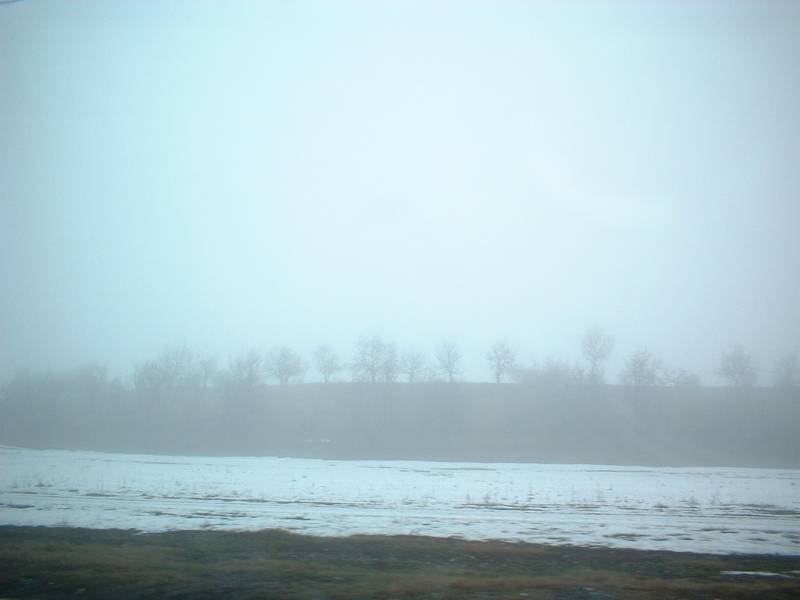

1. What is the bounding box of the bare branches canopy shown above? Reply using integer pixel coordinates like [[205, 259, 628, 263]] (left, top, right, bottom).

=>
[[773, 353, 799, 388], [227, 349, 263, 390], [399, 350, 426, 383], [265, 346, 307, 385], [719, 345, 757, 388], [619, 349, 662, 387], [582, 326, 615, 383], [487, 341, 517, 384], [314, 345, 341, 383], [435, 341, 461, 383], [351, 335, 398, 383]]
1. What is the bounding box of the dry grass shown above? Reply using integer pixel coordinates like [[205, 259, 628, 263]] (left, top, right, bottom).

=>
[[0, 526, 798, 599]]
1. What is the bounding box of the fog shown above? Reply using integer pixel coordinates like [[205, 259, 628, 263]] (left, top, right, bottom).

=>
[[5, 8, 800, 593], [2, 0, 799, 386]]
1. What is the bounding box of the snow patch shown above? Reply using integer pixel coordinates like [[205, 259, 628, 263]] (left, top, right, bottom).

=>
[[1, 447, 798, 555]]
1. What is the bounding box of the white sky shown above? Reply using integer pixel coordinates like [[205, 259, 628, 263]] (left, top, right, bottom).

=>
[[1, 0, 799, 383]]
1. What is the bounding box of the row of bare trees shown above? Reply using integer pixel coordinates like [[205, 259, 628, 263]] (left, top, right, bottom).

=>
[[617, 345, 799, 389], [137, 336, 525, 389], [217, 328, 616, 387], [305, 337, 514, 385], [218, 336, 519, 387], [0, 336, 795, 447], [127, 328, 797, 390]]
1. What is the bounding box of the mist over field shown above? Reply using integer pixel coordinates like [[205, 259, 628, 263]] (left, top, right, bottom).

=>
[[1, 1, 799, 464], [4, 6, 800, 597], [2, 0, 799, 388], [2, 0, 800, 471]]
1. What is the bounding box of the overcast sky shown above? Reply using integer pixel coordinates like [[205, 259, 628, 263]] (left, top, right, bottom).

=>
[[2, 0, 798, 384]]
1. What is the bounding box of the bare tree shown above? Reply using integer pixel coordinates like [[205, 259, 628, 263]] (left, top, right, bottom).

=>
[[314, 345, 341, 383], [421, 366, 442, 382], [773, 353, 799, 388], [380, 342, 399, 383], [663, 367, 701, 387], [265, 346, 306, 385], [619, 349, 662, 387], [158, 345, 200, 388], [719, 345, 757, 387], [228, 349, 263, 390], [157, 345, 194, 385], [399, 350, 426, 382], [133, 360, 168, 399], [582, 325, 615, 383], [133, 345, 201, 398], [514, 356, 580, 388], [435, 340, 461, 383], [198, 355, 217, 390], [351, 335, 396, 383], [487, 341, 517, 384], [570, 362, 589, 385]]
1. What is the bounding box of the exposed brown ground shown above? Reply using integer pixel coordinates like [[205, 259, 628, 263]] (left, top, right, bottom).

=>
[[0, 526, 798, 599]]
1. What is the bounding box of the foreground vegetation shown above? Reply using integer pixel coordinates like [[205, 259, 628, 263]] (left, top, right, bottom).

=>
[[1, 526, 798, 599]]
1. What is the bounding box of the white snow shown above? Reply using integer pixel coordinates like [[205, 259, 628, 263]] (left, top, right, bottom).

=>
[[721, 571, 796, 578], [1, 446, 798, 555]]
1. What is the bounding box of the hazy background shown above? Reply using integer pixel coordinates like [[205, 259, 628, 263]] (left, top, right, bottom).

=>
[[2, 0, 798, 384]]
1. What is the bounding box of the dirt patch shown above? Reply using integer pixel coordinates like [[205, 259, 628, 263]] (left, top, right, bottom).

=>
[[0, 526, 798, 599]]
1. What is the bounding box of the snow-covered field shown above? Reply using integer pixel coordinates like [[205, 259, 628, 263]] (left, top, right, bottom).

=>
[[1, 446, 798, 555]]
